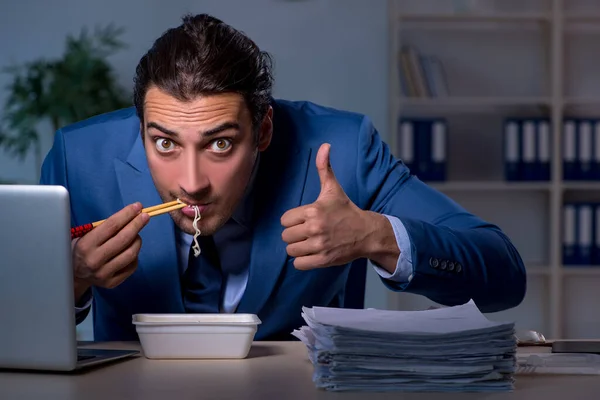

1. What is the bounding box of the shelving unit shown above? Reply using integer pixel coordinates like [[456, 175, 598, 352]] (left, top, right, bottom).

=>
[[387, 0, 600, 340]]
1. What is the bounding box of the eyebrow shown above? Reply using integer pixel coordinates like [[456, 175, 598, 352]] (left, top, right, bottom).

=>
[[146, 121, 241, 138]]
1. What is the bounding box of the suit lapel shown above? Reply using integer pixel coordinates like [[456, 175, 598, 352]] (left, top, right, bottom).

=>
[[114, 133, 184, 313], [237, 113, 312, 315]]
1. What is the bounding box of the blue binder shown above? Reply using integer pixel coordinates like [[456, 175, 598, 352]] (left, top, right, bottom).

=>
[[504, 119, 520, 181], [521, 119, 536, 181], [398, 119, 416, 173], [578, 120, 593, 181], [563, 119, 577, 180], [593, 204, 600, 265], [563, 203, 577, 265], [429, 119, 447, 181], [537, 119, 551, 181], [593, 120, 600, 180], [416, 119, 433, 181], [576, 203, 593, 265]]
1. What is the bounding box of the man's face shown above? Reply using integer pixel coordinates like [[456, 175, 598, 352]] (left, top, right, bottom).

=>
[[143, 86, 272, 236]]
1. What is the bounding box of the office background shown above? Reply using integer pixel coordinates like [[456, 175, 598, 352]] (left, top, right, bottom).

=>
[[1, 0, 598, 341]]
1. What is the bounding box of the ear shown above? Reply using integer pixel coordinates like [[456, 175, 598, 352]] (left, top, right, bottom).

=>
[[257, 106, 273, 152]]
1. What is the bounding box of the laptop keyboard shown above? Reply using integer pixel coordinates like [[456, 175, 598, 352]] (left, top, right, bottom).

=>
[[77, 350, 97, 362]]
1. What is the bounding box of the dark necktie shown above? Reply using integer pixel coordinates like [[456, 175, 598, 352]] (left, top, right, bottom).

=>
[[182, 235, 223, 313]]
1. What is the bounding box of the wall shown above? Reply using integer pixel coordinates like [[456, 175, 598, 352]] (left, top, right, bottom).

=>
[[0, 0, 390, 181], [0, 0, 391, 338]]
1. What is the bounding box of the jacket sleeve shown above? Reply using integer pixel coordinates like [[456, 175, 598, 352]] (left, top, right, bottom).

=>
[[40, 130, 92, 324], [40, 129, 68, 187], [356, 116, 527, 313]]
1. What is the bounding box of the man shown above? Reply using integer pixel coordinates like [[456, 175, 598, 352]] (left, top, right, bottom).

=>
[[40, 14, 526, 341]]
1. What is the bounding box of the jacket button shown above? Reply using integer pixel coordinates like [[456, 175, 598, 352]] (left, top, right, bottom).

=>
[[448, 262, 455, 271], [440, 260, 447, 270], [455, 263, 462, 273], [430, 257, 439, 268]]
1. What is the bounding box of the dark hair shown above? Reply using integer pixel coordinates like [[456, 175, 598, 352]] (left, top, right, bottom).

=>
[[133, 13, 274, 131]]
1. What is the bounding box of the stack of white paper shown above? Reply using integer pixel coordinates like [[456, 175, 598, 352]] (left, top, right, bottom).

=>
[[292, 300, 516, 392]]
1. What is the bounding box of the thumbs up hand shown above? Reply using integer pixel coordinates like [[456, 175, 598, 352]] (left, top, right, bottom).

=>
[[281, 143, 377, 270]]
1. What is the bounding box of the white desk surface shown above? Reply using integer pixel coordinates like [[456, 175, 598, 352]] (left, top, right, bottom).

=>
[[1, 341, 600, 399]]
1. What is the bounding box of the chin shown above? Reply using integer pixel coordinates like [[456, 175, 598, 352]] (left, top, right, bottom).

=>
[[171, 212, 224, 236]]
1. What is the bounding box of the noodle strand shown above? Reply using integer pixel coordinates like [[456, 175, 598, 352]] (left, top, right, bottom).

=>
[[177, 198, 202, 257], [191, 205, 201, 257]]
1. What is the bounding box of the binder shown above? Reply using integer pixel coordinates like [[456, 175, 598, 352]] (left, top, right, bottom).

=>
[[579, 120, 593, 180], [593, 204, 600, 265], [521, 120, 536, 181], [577, 203, 593, 265], [504, 119, 520, 181], [398, 119, 415, 173], [537, 119, 551, 181], [416, 119, 433, 181], [563, 203, 577, 265], [594, 120, 600, 180], [429, 120, 447, 181], [398, 117, 447, 182], [563, 119, 577, 180]]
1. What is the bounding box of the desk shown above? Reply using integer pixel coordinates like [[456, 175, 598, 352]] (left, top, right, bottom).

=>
[[1, 341, 600, 399]]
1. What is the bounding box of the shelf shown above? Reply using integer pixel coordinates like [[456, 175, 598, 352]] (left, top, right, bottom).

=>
[[429, 181, 551, 192], [398, 13, 551, 23], [391, 0, 600, 340], [564, 97, 600, 106], [565, 15, 600, 23], [561, 267, 600, 276], [528, 266, 551, 276], [562, 183, 600, 191], [398, 97, 551, 108]]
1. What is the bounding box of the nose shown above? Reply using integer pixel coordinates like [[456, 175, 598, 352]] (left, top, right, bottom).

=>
[[179, 151, 210, 196]]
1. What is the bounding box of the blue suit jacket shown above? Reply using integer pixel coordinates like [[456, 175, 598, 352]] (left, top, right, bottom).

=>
[[40, 99, 526, 341]]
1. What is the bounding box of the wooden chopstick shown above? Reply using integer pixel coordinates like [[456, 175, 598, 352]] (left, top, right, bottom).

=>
[[71, 200, 188, 239], [90, 200, 185, 227], [147, 202, 187, 217], [140, 200, 182, 214]]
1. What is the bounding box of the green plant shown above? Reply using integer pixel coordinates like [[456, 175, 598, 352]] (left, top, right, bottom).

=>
[[0, 24, 132, 181]]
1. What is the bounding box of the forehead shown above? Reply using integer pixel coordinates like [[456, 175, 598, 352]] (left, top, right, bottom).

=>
[[144, 86, 250, 127]]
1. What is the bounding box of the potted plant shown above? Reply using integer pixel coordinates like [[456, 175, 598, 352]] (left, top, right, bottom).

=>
[[0, 24, 131, 182]]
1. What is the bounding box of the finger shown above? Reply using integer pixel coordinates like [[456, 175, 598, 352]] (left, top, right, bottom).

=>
[[281, 224, 309, 244], [280, 204, 311, 227], [92, 202, 143, 245], [286, 238, 320, 258], [99, 235, 142, 283], [105, 259, 138, 289], [98, 212, 149, 266], [293, 254, 328, 270], [315, 143, 340, 196]]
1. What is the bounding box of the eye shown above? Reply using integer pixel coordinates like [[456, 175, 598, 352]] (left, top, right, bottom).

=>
[[209, 138, 232, 153], [155, 138, 175, 153]]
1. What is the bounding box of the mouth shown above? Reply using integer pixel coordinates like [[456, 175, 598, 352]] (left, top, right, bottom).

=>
[[177, 199, 211, 218]]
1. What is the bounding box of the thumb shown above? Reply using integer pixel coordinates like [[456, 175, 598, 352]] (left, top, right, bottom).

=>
[[316, 143, 341, 197]]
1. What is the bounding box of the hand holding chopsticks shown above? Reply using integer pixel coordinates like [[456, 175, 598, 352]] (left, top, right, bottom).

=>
[[71, 200, 186, 239], [71, 201, 179, 302]]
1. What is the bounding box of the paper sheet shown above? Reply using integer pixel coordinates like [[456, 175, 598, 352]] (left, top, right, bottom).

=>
[[292, 299, 517, 392]]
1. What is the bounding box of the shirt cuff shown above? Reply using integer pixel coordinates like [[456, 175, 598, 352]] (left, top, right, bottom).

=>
[[71, 237, 93, 312], [371, 215, 413, 283], [75, 288, 93, 312]]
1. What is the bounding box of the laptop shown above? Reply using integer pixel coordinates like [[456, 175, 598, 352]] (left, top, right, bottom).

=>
[[0, 184, 138, 371]]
